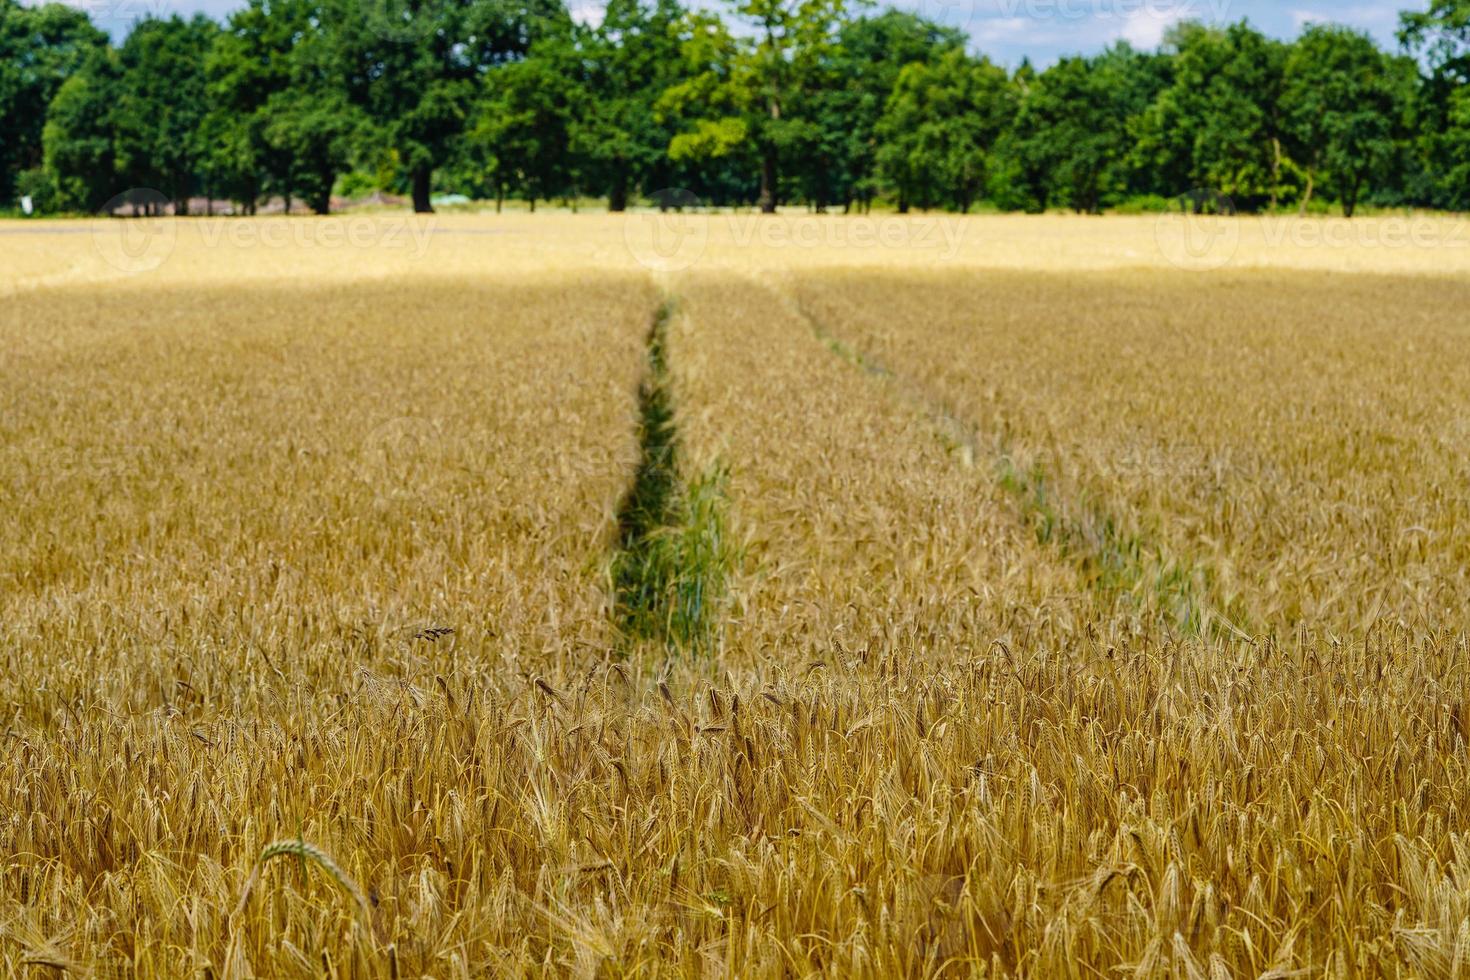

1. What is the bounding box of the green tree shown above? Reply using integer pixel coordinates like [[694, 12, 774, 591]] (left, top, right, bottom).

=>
[[205, 0, 318, 212], [113, 16, 218, 214], [1283, 24, 1412, 216], [659, 10, 751, 197], [875, 48, 1011, 212], [333, 0, 570, 212], [261, 89, 363, 214], [575, 0, 686, 210], [1401, 0, 1470, 209], [194, 97, 262, 213], [998, 49, 1155, 214], [41, 48, 120, 211], [205, 0, 361, 213], [797, 10, 963, 211], [663, 0, 847, 212], [1136, 22, 1288, 210], [0, 0, 107, 205], [1401, 0, 1470, 69], [472, 30, 580, 210]]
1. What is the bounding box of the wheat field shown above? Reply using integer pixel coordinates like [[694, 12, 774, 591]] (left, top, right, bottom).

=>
[[2, 211, 1469, 976]]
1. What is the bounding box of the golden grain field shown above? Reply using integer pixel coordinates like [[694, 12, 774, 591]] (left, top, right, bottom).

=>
[[2, 212, 1469, 977]]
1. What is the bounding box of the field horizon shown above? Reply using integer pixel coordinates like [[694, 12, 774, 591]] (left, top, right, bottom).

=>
[[9, 210, 1470, 293]]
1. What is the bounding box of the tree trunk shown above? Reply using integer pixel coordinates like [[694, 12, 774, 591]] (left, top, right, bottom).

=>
[[411, 166, 433, 213], [312, 183, 331, 215], [1344, 176, 1362, 218], [1269, 137, 1282, 211], [757, 145, 777, 214], [897, 194, 909, 215], [609, 172, 627, 212], [496, 184, 504, 213], [1299, 166, 1316, 215]]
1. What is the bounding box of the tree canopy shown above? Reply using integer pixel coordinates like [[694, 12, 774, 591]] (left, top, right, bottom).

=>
[[1, 1, 1462, 216]]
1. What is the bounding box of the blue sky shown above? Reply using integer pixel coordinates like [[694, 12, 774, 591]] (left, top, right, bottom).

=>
[[948, 0, 1410, 67], [72, 0, 1415, 62]]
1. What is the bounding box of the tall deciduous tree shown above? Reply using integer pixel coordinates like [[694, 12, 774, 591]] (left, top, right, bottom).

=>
[[472, 28, 579, 211], [41, 47, 119, 211], [207, 0, 324, 213], [663, 0, 846, 212], [1001, 44, 1164, 214], [113, 16, 217, 213], [575, 0, 686, 210], [0, 0, 107, 205], [1284, 24, 1413, 216], [261, 89, 363, 214], [1136, 21, 1287, 210], [334, 0, 569, 212], [658, 10, 752, 198], [1401, 0, 1470, 210], [206, 0, 363, 213], [875, 48, 1011, 213], [793, 10, 963, 212]]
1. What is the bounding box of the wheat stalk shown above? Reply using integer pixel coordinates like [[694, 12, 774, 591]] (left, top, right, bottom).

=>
[[232, 839, 370, 922]]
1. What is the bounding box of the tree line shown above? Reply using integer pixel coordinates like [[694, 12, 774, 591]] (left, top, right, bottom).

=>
[[3, 0, 1470, 216]]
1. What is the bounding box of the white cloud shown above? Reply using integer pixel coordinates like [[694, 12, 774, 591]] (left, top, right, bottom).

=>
[[1116, 7, 1185, 49], [1291, 9, 1318, 30]]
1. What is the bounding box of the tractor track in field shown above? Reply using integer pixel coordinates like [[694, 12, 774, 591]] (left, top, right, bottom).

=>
[[759, 277, 1250, 641], [609, 296, 732, 656]]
